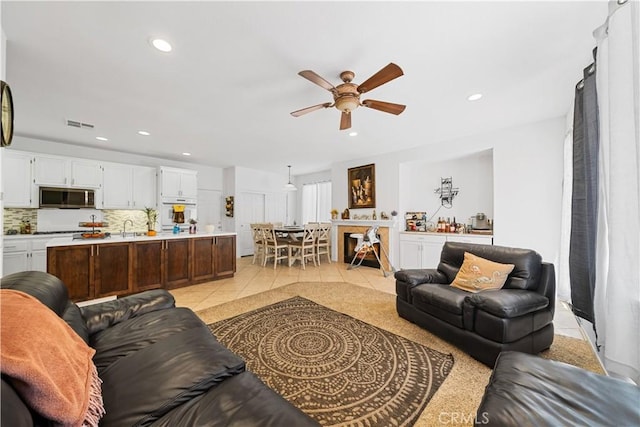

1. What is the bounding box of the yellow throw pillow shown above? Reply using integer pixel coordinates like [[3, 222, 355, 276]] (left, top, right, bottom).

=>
[[450, 252, 515, 293]]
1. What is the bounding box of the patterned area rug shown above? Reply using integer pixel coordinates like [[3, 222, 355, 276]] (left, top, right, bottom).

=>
[[209, 296, 454, 426]]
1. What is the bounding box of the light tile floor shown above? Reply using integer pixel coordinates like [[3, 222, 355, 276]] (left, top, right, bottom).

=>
[[170, 256, 585, 339]]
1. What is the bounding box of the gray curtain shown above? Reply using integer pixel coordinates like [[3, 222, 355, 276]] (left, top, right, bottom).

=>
[[569, 56, 599, 324]]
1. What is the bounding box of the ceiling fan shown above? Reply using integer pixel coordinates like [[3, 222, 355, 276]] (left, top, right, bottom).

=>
[[290, 63, 406, 130]]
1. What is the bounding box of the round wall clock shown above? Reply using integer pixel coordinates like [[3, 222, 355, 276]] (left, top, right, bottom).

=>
[[1, 80, 15, 147]]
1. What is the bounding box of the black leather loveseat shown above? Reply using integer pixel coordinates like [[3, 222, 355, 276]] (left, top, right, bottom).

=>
[[395, 242, 555, 366], [1, 271, 318, 427]]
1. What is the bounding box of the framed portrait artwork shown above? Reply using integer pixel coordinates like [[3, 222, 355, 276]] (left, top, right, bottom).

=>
[[348, 163, 376, 209]]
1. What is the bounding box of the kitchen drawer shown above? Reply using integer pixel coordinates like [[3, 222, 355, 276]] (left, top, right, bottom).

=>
[[446, 235, 493, 245], [3, 241, 29, 253], [31, 239, 51, 251]]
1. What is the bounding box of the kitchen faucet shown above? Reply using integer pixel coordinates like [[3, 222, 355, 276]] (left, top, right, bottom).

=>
[[122, 219, 134, 238]]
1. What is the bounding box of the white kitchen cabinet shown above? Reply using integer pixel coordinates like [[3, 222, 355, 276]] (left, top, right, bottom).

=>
[[132, 166, 157, 208], [2, 238, 49, 274], [102, 163, 156, 209], [446, 234, 493, 245], [159, 166, 197, 199], [399, 232, 493, 270], [33, 154, 101, 188], [399, 233, 446, 269], [2, 150, 36, 207]]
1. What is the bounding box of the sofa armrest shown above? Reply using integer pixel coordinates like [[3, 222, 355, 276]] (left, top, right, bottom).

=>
[[80, 289, 176, 334], [394, 269, 448, 285], [465, 289, 549, 319]]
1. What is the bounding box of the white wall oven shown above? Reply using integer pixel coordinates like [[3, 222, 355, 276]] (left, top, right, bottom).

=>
[[160, 197, 197, 231]]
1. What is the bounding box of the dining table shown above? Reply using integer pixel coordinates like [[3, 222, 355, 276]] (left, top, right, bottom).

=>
[[273, 225, 305, 241]]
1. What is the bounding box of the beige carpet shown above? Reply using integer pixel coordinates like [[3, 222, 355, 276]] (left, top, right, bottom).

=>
[[197, 282, 604, 427]]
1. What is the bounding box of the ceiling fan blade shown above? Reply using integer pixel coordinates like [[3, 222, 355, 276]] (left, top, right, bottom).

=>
[[290, 102, 332, 117], [340, 112, 351, 130], [362, 99, 406, 115], [357, 63, 404, 94], [298, 70, 337, 93]]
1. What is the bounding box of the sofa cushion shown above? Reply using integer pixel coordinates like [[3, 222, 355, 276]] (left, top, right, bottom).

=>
[[91, 307, 207, 371], [149, 371, 319, 427], [466, 290, 549, 318], [63, 301, 89, 344], [476, 352, 640, 426], [412, 284, 468, 314], [439, 242, 542, 290], [98, 325, 245, 426], [1, 271, 68, 316], [450, 252, 514, 292], [394, 269, 448, 285]]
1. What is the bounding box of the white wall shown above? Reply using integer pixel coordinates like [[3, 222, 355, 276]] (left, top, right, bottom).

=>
[[332, 117, 565, 263], [400, 149, 493, 226]]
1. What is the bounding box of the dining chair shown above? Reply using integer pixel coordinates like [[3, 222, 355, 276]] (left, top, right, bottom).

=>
[[287, 224, 318, 269], [262, 224, 290, 269], [315, 222, 332, 264], [250, 223, 267, 265]]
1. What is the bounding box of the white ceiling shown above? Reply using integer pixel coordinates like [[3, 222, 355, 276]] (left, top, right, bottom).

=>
[[2, 1, 607, 175]]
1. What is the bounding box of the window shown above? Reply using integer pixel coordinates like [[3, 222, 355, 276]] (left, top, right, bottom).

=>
[[301, 182, 331, 224]]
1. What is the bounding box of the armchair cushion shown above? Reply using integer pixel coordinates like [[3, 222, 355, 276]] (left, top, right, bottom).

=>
[[80, 289, 175, 334], [466, 290, 549, 318]]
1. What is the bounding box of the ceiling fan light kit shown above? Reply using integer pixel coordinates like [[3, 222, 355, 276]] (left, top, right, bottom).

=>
[[291, 62, 406, 130]]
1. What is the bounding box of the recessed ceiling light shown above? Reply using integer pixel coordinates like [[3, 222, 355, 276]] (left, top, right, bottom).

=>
[[95, 136, 108, 141], [182, 152, 191, 156], [150, 38, 172, 53], [349, 131, 358, 137], [467, 93, 483, 101], [137, 130, 150, 136]]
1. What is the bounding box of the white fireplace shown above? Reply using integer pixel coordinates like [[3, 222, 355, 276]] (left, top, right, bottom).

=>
[[331, 219, 399, 271]]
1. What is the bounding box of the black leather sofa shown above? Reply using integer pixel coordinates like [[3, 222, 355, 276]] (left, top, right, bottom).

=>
[[395, 242, 555, 366], [1, 271, 318, 427], [476, 351, 640, 426]]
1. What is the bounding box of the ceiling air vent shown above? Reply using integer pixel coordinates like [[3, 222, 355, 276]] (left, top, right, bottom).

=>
[[66, 119, 95, 129]]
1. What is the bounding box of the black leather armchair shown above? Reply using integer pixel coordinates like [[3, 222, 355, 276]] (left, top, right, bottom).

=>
[[395, 242, 555, 366]]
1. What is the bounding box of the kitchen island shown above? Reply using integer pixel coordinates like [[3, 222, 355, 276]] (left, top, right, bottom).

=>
[[46, 232, 236, 302]]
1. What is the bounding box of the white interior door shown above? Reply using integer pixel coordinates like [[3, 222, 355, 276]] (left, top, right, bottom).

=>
[[239, 192, 265, 256]]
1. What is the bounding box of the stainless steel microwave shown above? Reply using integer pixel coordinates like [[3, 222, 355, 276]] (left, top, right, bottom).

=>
[[39, 187, 96, 208]]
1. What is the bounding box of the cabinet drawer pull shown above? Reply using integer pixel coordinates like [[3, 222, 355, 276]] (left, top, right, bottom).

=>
[[5, 245, 16, 249]]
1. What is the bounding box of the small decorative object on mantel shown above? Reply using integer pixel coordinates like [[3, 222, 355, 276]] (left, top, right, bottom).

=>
[[348, 163, 376, 209], [189, 218, 197, 234], [380, 211, 389, 220], [331, 209, 339, 220], [341, 208, 350, 219], [225, 196, 234, 217], [434, 177, 459, 208]]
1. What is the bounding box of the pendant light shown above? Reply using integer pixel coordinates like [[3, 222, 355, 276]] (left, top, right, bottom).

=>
[[284, 165, 297, 191]]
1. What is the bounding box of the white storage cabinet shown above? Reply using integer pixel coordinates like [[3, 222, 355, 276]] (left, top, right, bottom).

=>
[[2, 238, 49, 275], [101, 163, 156, 209], [33, 154, 102, 188], [159, 167, 197, 199], [399, 232, 493, 270], [2, 150, 36, 208]]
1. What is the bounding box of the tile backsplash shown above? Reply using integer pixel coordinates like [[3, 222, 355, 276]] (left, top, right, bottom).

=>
[[3, 208, 153, 235], [3, 208, 38, 234]]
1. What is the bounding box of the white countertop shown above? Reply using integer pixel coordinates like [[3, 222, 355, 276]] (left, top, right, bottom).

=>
[[399, 231, 493, 238], [44, 231, 236, 248]]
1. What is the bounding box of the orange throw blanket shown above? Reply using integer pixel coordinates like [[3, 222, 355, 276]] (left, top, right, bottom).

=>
[[0, 290, 105, 426]]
